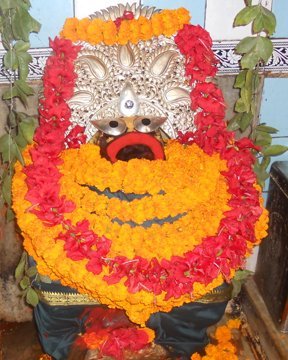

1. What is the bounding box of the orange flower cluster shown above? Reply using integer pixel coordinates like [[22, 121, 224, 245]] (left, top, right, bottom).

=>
[[12, 143, 227, 325], [59, 141, 231, 261], [60, 8, 190, 45], [191, 319, 241, 360]]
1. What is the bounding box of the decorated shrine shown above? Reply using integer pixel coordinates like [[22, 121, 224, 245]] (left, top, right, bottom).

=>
[[11, 3, 269, 360]]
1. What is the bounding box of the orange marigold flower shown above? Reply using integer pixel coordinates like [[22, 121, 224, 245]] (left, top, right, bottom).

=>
[[117, 20, 131, 45], [215, 325, 232, 343], [151, 13, 164, 36], [102, 21, 117, 45], [77, 18, 90, 42], [138, 16, 153, 41], [176, 7, 191, 26], [60, 18, 79, 41], [87, 18, 104, 44]]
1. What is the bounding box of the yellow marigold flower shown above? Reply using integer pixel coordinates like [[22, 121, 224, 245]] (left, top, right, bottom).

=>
[[128, 19, 140, 44], [77, 18, 90, 42], [151, 13, 163, 36], [176, 7, 191, 26], [60, 18, 79, 41], [102, 21, 117, 45], [215, 325, 232, 343], [138, 16, 153, 41], [117, 20, 131, 45], [87, 18, 104, 44]]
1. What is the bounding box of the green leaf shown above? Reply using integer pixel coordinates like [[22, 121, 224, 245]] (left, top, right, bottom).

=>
[[256, 124, 278, 134], [241, 51, 260, 69], [19, 116, 37, 143], [232, 270, 253, 297], [0, 133, 12, 162], [252, 5, 276, 35], [39, 274, 52, 284], [235, 36, 257, 54], [26, 288, 39, 306], [255, 131, 272, 146], [262, 145, 288, 156], [17, 51, 32, 80], [1, 137, 25, 165], [234, 5, 260, 27], [14, 40, 30, 53], [20, 275, 30, 290], [3, 49, 18, 70], [239, 112, 253, 132], [234, 70, 247, 89], [252, 71, 260, 93], [6, 207, 15, 221], [3, 80, 34, 106], [254, 159, 270, 188], [0, 0, 17, 10], [15, 252, 28, 280], [235, 98, 247, 113], [255, 36, 273, 63], [2, 174, 12, 205], [261, 156, 271, 168], [15, 79, 34, 96], [2, 85, 21, 102], [12, 6, 41, 41], [227, 114, 241, 131], [15, 129, 28, 148], [234, 269, 253, 281], [26, 266, 38, 277], [8, 111, 17, 128], [240, 84, 253, 113]]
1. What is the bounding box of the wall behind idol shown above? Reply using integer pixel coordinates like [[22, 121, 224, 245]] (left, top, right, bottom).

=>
[[1, 0, 288, 271]]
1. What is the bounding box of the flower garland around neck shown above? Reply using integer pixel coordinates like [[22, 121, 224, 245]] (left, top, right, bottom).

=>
[[60, 7, 190, 45], [12, 14, 269, 326]]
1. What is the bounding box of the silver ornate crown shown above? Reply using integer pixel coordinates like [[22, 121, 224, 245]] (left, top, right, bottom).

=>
[[67, 3, 195, 140]]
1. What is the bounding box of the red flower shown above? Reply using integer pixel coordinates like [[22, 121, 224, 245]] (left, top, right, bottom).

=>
[[65, 125, 87, 148], [49, 37, 81, 61], [191, 82, 226, 118], [175, 24, 218, 82]]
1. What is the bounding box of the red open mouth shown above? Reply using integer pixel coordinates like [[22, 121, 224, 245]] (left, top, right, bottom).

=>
[[106, 132, 165, 163]]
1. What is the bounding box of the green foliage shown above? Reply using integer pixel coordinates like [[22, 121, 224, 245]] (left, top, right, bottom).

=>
[[0, 0, 40, 219], [15, 250, 41, 307], [231, 270, 253, 297], [228, 1, 287, 188]]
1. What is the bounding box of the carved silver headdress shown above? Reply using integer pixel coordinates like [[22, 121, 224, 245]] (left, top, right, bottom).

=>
[[68, 3, 195, 140]]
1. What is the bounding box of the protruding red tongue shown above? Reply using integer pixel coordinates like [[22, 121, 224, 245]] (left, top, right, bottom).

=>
[[106, 132, 165, 163]]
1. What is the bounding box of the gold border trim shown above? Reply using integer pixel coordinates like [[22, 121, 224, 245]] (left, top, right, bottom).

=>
[[37, 285, 232, 307], [197, 285, 233, 304], [38, 290, 100, 306]]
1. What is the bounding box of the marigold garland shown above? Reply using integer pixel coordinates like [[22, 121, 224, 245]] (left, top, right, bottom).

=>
[[60, 8, 190, 45], [12, 8, 269, 326]]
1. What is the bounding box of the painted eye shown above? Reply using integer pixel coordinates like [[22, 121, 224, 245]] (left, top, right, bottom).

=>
[[91, 118, 127, 136], [134, 116, 167, 133]]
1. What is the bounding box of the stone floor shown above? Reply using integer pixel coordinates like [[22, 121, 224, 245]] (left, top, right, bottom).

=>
[[1, 314, 256, 360]]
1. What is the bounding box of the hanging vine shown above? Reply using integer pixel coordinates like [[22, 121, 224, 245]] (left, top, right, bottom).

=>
[[229, 0, 288, 188], [0, 0, 40, 220]]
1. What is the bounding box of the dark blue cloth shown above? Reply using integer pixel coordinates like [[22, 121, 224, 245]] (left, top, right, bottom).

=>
[[34, 302, 88, 360], [147, 300, 227, 359]]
